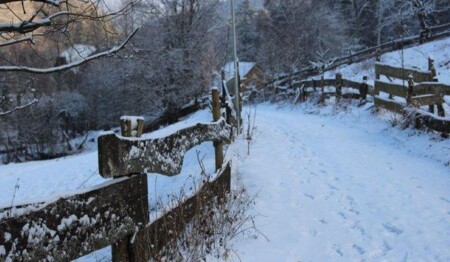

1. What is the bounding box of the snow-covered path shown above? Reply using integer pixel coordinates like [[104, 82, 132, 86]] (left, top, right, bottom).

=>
[[235, 105, 450, 262]]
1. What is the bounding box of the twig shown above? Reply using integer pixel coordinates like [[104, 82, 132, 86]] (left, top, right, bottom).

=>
[[10, 178, 20, 209]]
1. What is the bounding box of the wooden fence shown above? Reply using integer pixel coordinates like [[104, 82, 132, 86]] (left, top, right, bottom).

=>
[[272, 23, 450, 87], [374, 58, 450, 133], [0, 90, 232, 261], [278, 73, 371, 104]]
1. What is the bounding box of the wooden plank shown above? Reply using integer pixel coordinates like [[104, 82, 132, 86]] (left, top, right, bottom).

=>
[[145, 162, 232, 257], [375, 63, 431, 83], [425, 115, 450, 133], [407, 109, 450, 133], [411, 94, 444, 106], [375, 80, 407, 98], [98, 120, 231, 178], [0, 175, 149, 261], [414, 83, 450, 96], [322, 79, 335, 87], [374, 96, 404, 114], [342, 79, 361, 90]]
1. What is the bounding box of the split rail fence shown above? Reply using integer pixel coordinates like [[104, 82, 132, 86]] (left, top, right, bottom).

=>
[[272, 23, 450, 86], [282, 74, 372, 104], [374, 58, 450, 133], [0, 89, 232, 261], [272, 57, 450, 133]]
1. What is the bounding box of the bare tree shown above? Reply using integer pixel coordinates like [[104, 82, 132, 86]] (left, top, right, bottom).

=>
[[0, 0, 138, 116]]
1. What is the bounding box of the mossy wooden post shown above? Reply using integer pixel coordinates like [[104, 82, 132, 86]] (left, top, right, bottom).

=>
[[375, 49, 381, 81], [113, 117, 150, 262], [335, 73, 342, 102], [120, 116, 144, 137], [428, 57, 445, 116], [407, 76, 414, 106], [320, 75, 325, 103], [360, 76, 369, 100], [375, 48, 381, 63], [212, 88, 224, 170], [313, 79, 317, 92]]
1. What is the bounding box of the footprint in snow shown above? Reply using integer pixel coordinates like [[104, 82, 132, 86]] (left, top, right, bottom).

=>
[[352, 222, 366, 236], [304, 193, 315, 200], [440, 197, 450, 204], [327, 183, 339, 191], [382, 223, 403, 235], [319, 219, 328, 224], [382, 240, 393, 255], [352, 244, 366, 255], [331, 245, 344, 257], [338, 212, 347, 220], [349, 208, 360, 215]]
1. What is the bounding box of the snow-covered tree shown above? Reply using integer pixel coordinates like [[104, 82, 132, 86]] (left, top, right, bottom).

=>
[[236, 0, 258, 61], [0, 0, 137, 117]]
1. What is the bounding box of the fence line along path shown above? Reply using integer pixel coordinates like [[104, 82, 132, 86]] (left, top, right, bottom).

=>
[[0, 89, 233, 261]]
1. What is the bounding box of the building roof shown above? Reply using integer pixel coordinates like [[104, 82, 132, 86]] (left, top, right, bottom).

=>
[[223, 62, 256, 81], [60, 44, 96, 64]]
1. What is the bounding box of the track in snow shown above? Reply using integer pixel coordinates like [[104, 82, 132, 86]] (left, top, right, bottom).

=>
[[235, 104, 450, 262]]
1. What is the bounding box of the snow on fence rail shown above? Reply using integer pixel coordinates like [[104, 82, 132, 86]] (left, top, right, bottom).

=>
[[0, 90, 233, 261], [374, 58, 450, 133]]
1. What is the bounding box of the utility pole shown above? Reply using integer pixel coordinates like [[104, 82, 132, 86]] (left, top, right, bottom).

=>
[[231, 0, 241, 135]]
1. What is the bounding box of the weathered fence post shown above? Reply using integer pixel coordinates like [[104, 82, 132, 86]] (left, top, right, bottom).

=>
[[113, 117, 150, 262], [375, 48, 381, 63], [407, 75, 414, 106], [120, 116, 144, 137], [221, 70, 235, 126], [335, 73, 342, 102], [428, 57, 445, 117], [212, 88, 224, 170], [320, 75, 325, 103], [360, 76, 369, 101]]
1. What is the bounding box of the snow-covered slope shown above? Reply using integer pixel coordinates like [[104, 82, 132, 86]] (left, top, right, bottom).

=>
[[2, 38, 450, 261], [0, 110, 217, 210], [324, 36, 450, 86]]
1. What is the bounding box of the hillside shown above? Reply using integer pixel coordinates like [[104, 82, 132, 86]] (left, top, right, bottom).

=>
[[1, 36, 450, 262], [323, 36, 450, 86]]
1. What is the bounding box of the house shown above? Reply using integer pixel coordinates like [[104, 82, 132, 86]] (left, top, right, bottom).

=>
[[223, 62, 265, 93]]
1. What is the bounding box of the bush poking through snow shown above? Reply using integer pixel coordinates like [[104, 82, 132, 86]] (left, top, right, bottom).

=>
[[150, 159, 264, 261]]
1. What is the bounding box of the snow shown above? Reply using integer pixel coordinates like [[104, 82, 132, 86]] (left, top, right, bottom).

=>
[[223, 61, 256, 80], [323, 36, 450, 86], [231, 103, 450, 261], [2, 38, 450, 261], [0, 109, 217, 210], [120, 116, 144, 128], [60, 45, 96, 64], [1, 101, 449, 261]]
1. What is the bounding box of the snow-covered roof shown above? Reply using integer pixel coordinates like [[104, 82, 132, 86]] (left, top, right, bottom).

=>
[[60, 44, 96, 64], [223, 62, 256, 80]]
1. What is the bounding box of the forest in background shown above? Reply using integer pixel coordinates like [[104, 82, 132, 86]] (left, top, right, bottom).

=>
[[1, 0, 449, 162]]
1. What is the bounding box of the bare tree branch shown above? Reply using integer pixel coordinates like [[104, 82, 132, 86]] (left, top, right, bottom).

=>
[[0, 27, 138, 74], [0, 98, 38, 116], [0, 0, 60, 6], [0, 36, 34, 47], [0, 11, 70, 34]]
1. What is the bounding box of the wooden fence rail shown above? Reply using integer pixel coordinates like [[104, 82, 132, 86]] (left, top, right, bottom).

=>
[[0, 89, 233, 261], [0, 175, 149, 261], [279, 74, 372, 103], [374, 59, 450, 133]]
